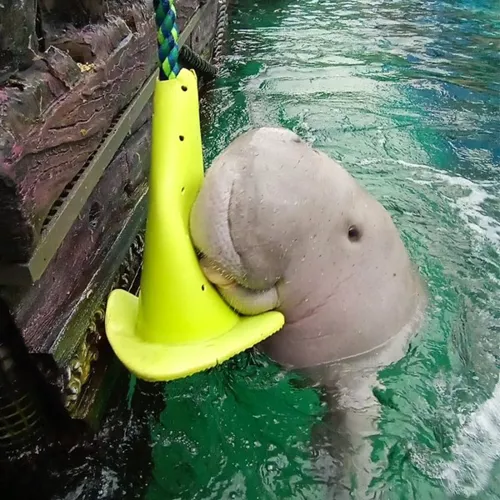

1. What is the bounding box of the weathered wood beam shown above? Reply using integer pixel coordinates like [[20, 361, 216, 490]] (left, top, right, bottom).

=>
[[0, 71, 155, 287], [0, 0, 221, 427], [190, 0, 219, 60], [1, 117, 151, 415], [0, 0, 156, 268], [0, 0, 217, 286]]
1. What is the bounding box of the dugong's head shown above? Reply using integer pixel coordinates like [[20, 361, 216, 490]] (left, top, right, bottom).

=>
[[190, 127, 425, 366]]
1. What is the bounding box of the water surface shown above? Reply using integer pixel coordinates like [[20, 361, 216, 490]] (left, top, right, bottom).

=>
[[154, 1, 500, 498], [53, 0, 500, 498]]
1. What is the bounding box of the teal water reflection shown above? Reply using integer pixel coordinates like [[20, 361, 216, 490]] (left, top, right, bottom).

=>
[[148, 1, 500, 498]]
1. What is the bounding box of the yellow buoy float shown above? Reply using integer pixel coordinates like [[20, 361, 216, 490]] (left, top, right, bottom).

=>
[[105, 69, 284, 382]]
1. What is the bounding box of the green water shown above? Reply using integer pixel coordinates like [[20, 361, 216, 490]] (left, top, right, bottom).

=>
[[52, 1, 500, 499], [147, 1, 500, 498]]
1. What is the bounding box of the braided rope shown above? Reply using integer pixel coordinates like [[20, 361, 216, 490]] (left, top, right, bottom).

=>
[[212, 0, 228, 67], [154, 0, 181, 80], [180, 45, 217, 78]]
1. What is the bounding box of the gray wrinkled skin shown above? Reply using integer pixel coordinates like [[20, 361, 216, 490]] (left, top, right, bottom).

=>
[[190, 127, 427, 496]]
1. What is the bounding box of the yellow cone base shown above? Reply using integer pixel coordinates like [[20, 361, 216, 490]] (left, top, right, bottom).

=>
[[104, 68, 284, 382], [106, 289, 284, 381]]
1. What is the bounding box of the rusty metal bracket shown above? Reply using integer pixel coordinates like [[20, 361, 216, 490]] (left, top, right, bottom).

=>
[[0, 0, 213, 286]]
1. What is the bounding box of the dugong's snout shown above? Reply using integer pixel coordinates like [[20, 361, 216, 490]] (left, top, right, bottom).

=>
[[195, 251, 281, 317], [190, 172, 282, 316], [197, 255, 234, 287]]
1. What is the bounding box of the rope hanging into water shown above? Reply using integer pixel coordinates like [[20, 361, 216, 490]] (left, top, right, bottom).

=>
[[154, 0, 181, 80]]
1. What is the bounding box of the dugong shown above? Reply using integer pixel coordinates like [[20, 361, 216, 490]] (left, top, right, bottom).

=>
[[190, 127, 427, 495]]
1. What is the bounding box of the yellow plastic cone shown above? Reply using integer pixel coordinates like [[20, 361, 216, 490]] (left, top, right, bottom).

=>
[[105, 69, 284, 382]]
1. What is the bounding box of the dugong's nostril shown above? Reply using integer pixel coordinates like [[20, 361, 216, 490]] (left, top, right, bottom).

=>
[[348, 225, 362, 242]]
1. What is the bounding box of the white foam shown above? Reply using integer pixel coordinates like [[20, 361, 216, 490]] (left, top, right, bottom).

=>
[[377, 160, 500, 495], [359, 157, 500, 246], [441, 377, 500, 497], [358, 158, 436, 171], [97, 467, 121, 499], [431, 172, 500, 246]]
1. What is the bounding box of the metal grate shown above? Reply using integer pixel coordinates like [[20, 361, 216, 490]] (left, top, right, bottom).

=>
[[0, 341, 45, 460]]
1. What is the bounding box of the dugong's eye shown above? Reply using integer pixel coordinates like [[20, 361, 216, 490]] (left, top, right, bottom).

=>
[[348, 225, 361, 242]]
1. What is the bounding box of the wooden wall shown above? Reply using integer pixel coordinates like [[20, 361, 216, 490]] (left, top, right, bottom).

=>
[[0, 0, 221, 427]]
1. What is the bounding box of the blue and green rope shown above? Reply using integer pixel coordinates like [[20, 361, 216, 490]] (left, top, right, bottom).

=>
[[154, 0, 181, 80]]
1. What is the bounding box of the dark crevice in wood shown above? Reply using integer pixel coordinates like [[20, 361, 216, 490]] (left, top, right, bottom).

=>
[[39, 0, 106, 28], [3, 79, 26, 92], [0, 0, 38, 83], [123, 13, 139, 34], [88, 202, 102, 229], [54, 41, 96, 65], [36, 2, 47, 53]]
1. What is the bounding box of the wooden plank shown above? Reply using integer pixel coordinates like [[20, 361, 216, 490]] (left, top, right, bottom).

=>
[[177, 0, 205, 31], [0, 0, 157, 265], [3, 121, 151, 355], [0, 0, 222, 427], [0, 72, 155, 287], [191, 0, 220, 60], [0, 0, 217, 285]]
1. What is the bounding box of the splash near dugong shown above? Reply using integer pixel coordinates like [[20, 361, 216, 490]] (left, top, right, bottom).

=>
[[189, 127, 427, 495]]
